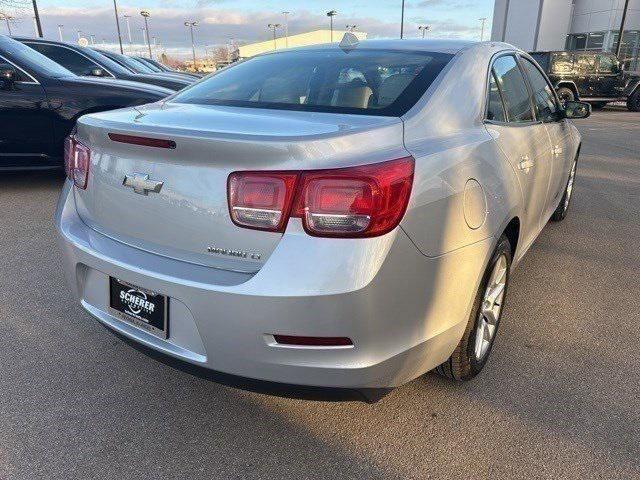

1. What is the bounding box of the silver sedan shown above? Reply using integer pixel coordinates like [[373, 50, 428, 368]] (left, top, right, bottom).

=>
[[56, 38, 589, 398]]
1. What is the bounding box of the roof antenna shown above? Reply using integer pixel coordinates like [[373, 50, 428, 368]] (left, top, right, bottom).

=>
[[339, 32, 359, 52]]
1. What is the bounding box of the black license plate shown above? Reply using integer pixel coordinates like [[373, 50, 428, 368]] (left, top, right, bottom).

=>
[[109, 277, 169, 338]]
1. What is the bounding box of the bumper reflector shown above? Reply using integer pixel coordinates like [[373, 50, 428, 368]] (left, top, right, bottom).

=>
[[273, 335, 353, 347]]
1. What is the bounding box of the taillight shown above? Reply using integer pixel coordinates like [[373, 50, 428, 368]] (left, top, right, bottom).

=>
[[294, 158, 414, 237], [63, 135, 91, 190], [228, 157, 414, 237], [228, 172, 298, 232]]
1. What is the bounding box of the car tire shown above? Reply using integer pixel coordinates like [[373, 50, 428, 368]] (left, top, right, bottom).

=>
[[551, 157, 578, 222], [627, 89, 640, 112], [590, 102, 607, 110], [435, 235, 511, 381], [556, 87, 575, 105]]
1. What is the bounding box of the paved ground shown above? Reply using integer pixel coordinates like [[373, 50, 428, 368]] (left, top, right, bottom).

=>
[[1, 109, 639, 480]]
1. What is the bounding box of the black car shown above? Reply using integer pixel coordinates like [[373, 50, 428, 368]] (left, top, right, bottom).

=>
[[0, 35, 172, 170], [529, 50, 640, 111], [134, 55, 202, 80], [94, 49, 198, 83], [14, 37, 192, 92]]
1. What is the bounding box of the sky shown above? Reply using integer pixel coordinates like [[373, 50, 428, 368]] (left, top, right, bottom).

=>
[[0, 0, 494, 58]]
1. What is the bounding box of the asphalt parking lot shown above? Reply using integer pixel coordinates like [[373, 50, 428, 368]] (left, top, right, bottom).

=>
[[1, 108, 639, 479]]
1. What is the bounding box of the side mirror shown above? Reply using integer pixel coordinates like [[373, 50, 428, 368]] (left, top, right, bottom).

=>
[[0, 64, 17, 87], [89, 67, 105, 77], [563, 100, 591, 119]]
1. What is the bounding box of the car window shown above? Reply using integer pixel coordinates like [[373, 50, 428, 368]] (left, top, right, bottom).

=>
[[575, 54, 596, 75], [1, 38, 72, 78], [521, 58, 559, 122], [26, 43, 102, 77], [0, 55, 33, 82], [529, 53, 549, 71], [486, 71, 507, 122], [551, 53, 574, 74], [491, 55, 534, 123], [597, 55, 616, 74], [170, 49, 453, 116]]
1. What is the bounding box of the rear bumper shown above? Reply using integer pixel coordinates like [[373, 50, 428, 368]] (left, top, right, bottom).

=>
[[56, 181, 493, 389]]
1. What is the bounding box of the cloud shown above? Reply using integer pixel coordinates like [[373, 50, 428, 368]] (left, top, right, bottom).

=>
[[4, 4, 484, 58], [411, 0, 478, 9]]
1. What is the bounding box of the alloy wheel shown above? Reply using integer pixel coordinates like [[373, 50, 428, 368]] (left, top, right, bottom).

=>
[[474, 254, 507, 361]]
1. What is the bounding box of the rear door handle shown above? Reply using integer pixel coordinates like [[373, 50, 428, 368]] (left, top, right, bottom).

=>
[[518, 155, 534, 171]]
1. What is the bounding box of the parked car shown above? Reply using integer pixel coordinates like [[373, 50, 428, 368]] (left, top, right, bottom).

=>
[[14, 37, 192, 92], [94, 49, 199, 83], [133, 55, 202, 80], [0, 35, 172, 170], [56, 39, 589, 400], [529, 50, 640, 111]]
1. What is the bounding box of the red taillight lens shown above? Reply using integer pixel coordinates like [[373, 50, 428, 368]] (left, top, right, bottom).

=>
[[63, 135, 91, 190], [228, 172, 298, 232], [293, 157, 414, 237], [228, 157, 414, 237], [108, 133, 176, 149]]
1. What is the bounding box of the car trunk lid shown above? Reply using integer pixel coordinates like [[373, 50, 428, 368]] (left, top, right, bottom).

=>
[[73, 102, 407, 273]]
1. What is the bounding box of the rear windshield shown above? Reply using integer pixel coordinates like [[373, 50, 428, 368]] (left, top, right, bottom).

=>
[[170, 49, 453, 116]]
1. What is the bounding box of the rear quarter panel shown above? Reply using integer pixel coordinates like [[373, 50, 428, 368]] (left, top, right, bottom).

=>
[[399, 44, 522, 258]]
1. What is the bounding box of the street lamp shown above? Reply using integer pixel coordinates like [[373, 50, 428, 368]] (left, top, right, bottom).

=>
[[184, 21, 198, 71], [282, 11, 289, 48], [346, 24, 357, 32], [57, 24, 63, 41], [112, 0, 124, 54], [400, 0, 405, 39], [267, 23, 281, 50], [32, 0, 43, 37], [418, 24, 431, 38], [140, 10, 153, 58], [479, 17, 487, 41], [123, 14, 133, 45], [0, 14, 14, 35], [326, 10, 337, 42], [615, 0, 631, 58]]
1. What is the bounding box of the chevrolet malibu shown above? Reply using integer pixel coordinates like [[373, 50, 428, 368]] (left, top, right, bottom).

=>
[[56, 39, 589, 399]]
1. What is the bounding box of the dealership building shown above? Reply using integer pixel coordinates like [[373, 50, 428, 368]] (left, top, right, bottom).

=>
[[238, 30, 367, 59], [491, 0, 640, 71]]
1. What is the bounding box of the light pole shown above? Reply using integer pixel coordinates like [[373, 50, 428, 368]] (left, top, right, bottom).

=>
[[326, 10, 337, 42], [418, 25, 431, 38], [112, 0, 124, 54], [32, 0, 43, 37], [32, 17, 39, 36], [479, 17, 487, 41], [123, 14, 133, 45], [400, 0, 405, 39], [140, 10, 153, 58], [57, 24, 63, 41], [282, 11, 289, 48], [90, 34, 96, 45], [184, 21, 198, 71], [0, 14, 14, 35], [615, 0, 631, 58], [267, 23, 281, 50]]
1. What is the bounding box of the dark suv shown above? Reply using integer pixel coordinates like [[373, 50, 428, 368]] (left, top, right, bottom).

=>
[[529, 51, 640, 111]]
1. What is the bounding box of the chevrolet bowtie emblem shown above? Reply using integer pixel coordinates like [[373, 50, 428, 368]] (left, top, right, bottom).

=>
[[123, 173, 164, 195]]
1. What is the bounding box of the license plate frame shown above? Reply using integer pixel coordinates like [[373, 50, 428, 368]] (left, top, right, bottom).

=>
[[108, 277, 169, 339]]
